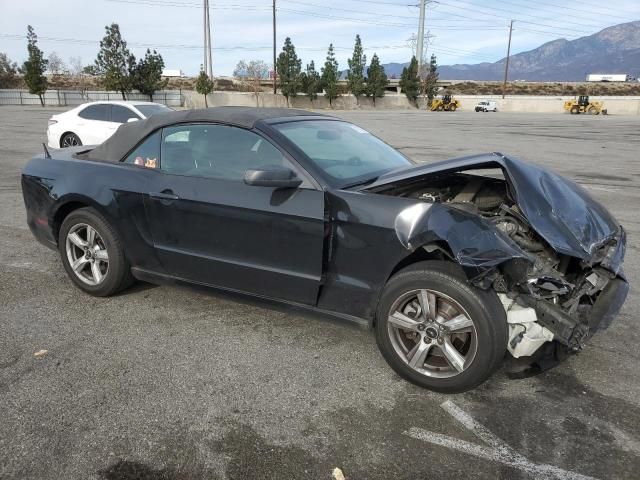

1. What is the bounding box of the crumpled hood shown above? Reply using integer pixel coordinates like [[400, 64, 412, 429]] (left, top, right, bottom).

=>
[[364, 152, 623, 263]]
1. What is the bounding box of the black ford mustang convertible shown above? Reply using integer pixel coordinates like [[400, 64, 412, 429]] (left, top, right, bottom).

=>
[[22, 107, 628, 392]]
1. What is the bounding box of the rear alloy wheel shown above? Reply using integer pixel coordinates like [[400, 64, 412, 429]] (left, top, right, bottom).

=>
[[61, 132, 82, 148], [65, 223, 110, 286], [59, 207, 133, 296], [375, 261, 507, 393]]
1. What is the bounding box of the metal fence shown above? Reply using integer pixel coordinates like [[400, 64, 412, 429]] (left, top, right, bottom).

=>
[[0, 89, 184, 107]]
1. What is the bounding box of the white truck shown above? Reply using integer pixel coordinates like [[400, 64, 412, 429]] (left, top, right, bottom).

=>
[[474, 100, 497, 112], [586, 74, 629, 82]]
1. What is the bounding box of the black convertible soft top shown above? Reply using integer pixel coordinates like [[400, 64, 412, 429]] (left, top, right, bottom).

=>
[[87, 106, 326, 163]]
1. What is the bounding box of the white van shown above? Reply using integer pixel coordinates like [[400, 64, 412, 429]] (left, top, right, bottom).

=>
[[475, 101, 497, 112]]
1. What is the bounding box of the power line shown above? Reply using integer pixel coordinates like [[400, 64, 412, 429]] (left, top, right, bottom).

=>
[[434, 1, 597, 35], [282, 0, 418, 19], [0, 31, 501, 63], [494, 0, 632, 23], [104, 0, 269, 9]]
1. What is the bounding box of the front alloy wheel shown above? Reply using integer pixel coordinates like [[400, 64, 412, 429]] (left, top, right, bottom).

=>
[[375, 261, 507, 393], [387, 289, 477, 377], [65, 223, 109, 285]]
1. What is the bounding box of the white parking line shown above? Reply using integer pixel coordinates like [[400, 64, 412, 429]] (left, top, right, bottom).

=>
[[403, 401, 599, 480], [4, 260, 53, 275], [0, 223, 28, 231]]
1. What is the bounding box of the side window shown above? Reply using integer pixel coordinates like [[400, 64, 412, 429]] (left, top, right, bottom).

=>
[[160, 124, 291, 180], [78, 104, 109, 121], [123, 130, 161, 168], [112, 105, 140, 123]]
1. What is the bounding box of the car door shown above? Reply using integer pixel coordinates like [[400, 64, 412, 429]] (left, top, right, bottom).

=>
[[143, 123, 325, 306], [75, 104, 114, 144]]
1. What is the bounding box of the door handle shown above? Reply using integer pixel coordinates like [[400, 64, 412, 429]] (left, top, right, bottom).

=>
[[149, 190, 180, 201]]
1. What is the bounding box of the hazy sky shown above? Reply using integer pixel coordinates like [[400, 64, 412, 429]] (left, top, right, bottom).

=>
[[1, 0, 639, 76]]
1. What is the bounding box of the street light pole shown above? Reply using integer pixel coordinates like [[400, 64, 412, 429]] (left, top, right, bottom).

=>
[[273, 0, 277, 94], [502, 20, 514, 99]]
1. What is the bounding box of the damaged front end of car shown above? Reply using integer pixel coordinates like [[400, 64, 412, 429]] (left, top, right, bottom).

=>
[[365, 152, 629, 369]]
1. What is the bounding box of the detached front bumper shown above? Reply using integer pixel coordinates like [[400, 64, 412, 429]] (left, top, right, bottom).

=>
[[520, 276, 628, 351]]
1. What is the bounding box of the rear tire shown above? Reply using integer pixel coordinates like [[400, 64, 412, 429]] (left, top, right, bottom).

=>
[[570, 106, 580, 114], [375, 261, 507, 393], [60, 132, 82, 148], [58, 207, 133, 297], [449, 104, 457, 112]]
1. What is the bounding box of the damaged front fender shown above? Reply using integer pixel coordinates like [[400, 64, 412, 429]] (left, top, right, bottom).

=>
[[394, 200, 532, 272]]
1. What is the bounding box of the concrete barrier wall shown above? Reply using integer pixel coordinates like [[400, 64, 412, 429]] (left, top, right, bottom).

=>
[[184, 90, 640, 115], [184, 91, 427, 110]]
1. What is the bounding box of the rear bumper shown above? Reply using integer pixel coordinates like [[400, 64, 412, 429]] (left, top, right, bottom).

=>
[[22, 175, 58, 251], [46, 126, 59, 149]]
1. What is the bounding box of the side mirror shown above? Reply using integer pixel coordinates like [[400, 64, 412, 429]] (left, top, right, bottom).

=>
[[127, 117, 139, 123], [244, 166, 302, 189]]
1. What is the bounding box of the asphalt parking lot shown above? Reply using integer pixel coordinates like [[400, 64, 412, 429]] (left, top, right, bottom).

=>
[[1, 105, 639, 480]]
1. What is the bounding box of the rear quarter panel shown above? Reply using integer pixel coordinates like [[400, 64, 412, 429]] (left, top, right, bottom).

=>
[[21, 155, 164, 272]]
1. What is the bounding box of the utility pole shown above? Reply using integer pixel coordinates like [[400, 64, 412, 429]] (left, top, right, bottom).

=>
[[502, 20, 514, 99], [203, 0, 208, 76], [416, 0, 426, 72], [203, 0, 213, 78], [273, 0, 277, 94]]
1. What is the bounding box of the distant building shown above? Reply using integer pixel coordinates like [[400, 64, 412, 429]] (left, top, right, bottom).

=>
[[162, 69, 184, 78]]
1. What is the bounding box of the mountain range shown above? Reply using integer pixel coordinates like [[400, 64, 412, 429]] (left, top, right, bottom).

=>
[[381, 21, 640, 81]]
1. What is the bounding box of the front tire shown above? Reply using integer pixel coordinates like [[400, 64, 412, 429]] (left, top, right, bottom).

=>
[[58, 207, 133, 297], [375, 261, 507, 393]]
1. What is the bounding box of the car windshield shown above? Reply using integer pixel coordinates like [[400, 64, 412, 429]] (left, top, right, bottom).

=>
[[135, 104, 173, 118], [273, 120, 412, 187]]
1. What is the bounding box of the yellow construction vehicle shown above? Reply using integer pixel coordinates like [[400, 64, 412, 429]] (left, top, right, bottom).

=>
[[563, 95, 607, 115], [430, 94, 461, 112]]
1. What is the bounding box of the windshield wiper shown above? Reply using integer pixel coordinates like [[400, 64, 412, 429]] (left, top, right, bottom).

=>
[[341, 176, 379, 189]]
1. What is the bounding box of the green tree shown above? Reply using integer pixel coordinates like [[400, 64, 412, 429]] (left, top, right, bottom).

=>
[[365, 53, 388, 106], [422, 54, 439, 105], [399, 56, 420, 107], [276, 37, 302, 106], [321, 44, 339, 107], [132, 49, 167, 101], [82, 65, 98, 75], [347, 34, 367, 104], [303, 61, 321, 106], [0, 53, 19, 88], [195, 66, 214, 107], [22, 26, 48, 107], [95, 23, 136, 100]]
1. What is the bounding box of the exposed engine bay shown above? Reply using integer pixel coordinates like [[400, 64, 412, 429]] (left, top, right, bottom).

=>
[[369, 168, 627, 364]]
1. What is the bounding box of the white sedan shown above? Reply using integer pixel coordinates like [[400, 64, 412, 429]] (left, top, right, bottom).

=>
[[47, 101, 173, 148]]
